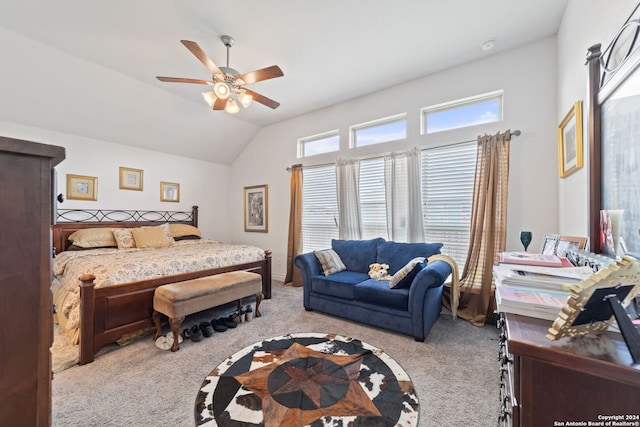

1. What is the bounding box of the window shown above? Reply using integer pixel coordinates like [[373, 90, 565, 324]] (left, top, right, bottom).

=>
[[300, 143, 477, 268], [421, 91, 503, 134], [421, 142, 477, 267], [301, 165, 339, 252], [350, 114, 407, 148], [298, 131, 340, 158]]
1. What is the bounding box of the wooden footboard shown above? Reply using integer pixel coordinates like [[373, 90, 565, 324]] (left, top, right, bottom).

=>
[[78, 252, 271, 365]]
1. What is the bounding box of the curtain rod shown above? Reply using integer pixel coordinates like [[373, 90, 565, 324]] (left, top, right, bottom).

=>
[[286, 129, 520, 171]]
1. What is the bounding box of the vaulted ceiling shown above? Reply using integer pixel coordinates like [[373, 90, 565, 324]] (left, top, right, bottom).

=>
[[0, 0, 568, 164]]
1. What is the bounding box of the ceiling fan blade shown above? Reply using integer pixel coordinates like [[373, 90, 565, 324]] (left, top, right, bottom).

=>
[[243, 88, 281, 109], [237, 65, 284, 85], [156, 76, 214, 85], [212, 97, 227, 110], [180, 40, 224, 77]]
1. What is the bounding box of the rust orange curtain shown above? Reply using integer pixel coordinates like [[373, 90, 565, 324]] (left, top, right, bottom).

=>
[[453, 130, 511, 326], [284, 164, 303, 287]]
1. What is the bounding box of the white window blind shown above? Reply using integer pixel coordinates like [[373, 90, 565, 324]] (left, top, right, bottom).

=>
[[359, 158, 388, 240], [421, 142, 477, 267], [301, 165, 339, 252]]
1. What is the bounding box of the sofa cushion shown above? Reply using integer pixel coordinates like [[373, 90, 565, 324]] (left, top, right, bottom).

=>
[[355, 279, 409, 310], [377, 241, 443, 275], [311, 271, 369, 300], [313, 249, 346, 276], [389, 257, 426, 289], [332, 238, 385, 273]]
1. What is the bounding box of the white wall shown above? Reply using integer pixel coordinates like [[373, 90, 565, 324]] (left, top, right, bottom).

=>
[[556, 0, 637, 237], [230, 37, 560, 280], [0, 120, 231, 242]]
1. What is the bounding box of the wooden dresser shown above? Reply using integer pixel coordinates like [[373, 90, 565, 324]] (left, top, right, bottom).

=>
[[0, 137, 65, 427], [498, 312, 640, 427]]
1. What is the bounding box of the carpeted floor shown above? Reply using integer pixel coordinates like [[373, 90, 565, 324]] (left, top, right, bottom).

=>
[[52, 283, 500, 426]]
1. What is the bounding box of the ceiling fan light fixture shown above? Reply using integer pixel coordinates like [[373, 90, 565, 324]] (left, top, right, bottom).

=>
[[213, 81, 230, 99], [201, 91, 217, 107], [225, 98, 240, 114], [237, 91, 253, 108]]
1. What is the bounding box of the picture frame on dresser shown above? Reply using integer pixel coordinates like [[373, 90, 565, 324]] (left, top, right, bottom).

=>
[[540, 234, 587, 256]]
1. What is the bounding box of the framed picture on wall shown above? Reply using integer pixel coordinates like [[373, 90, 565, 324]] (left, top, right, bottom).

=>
[[160, 181, 180, 202], [67, 174, 97, 201], [244, 184, 268, 232], [558, 101, 584, 178], [119, 167, 144, 191]]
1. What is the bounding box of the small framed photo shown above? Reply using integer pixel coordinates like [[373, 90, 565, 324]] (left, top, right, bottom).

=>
[[556, 235, 588, 257], [540, 233, 560, 255], [67, 174, 97, 201], [558, 101, 584, 178], [160, 181, 180, 202], [119, 167, 144, 191], [244, 184, 268, 232]]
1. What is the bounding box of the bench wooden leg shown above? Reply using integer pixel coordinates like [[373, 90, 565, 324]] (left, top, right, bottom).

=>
[[152, 310, 163, 341], [255, 293, 262, 318], [168, 316, 184, 352]]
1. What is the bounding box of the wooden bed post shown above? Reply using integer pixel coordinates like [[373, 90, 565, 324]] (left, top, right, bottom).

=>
[[192, 205, 199, 227], [264, 250, 272, 299], [78, 274, 96, 365]]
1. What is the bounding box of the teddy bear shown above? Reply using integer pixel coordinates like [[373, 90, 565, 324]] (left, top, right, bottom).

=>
[[368, 263, 391, 280]]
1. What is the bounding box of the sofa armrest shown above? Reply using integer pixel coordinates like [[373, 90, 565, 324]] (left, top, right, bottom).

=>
[[408, 260, 451, 309], [295, 252, 323, 281], [295, 252, 324, 309]]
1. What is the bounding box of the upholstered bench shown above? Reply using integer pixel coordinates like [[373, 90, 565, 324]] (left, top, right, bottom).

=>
[[152, 271, 263, 351]]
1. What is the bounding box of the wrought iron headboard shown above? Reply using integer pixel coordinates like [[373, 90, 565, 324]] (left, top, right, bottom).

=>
[[56, 206, 198, 224]]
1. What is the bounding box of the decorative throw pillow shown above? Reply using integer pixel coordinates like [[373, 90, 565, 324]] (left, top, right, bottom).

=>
[[68, 228, 117, 248], [389, 257, 426, 289], [112, 228, 136, 249], [131, 224, 175, 249], [313, 249, 347, 276]]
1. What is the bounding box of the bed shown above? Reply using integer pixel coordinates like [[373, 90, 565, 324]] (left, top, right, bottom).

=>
[[51, 206, 272, 365]]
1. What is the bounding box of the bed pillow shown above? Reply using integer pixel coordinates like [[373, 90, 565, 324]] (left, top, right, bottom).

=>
[[112, 228, 136, 249], [66, 244, 103, 251], [173, 235, 202, 241], [389, 257, 426, 289], [169, 223, 202, 241], [68, 228, 117, 248], [131, 224, 175, 248], [313, 249, 347, 276]]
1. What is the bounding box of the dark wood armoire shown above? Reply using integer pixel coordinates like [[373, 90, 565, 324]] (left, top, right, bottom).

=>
[[0, 136, 65, 426]]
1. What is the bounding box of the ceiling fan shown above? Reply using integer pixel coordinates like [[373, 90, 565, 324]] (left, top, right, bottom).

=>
[[156, 35, 283, 114]]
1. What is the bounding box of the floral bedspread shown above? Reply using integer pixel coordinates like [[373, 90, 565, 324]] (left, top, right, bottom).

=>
[[52, 239, 266, 339]]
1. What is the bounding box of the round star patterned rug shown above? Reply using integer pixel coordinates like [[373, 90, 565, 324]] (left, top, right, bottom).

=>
[[194, 333, 419, 426]]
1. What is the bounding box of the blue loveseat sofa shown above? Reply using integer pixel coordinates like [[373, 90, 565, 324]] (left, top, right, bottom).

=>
[[295, 238, 452, 341]]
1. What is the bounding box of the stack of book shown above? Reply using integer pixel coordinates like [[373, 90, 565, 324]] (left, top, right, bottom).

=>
[[494, 252, 594, 321]]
